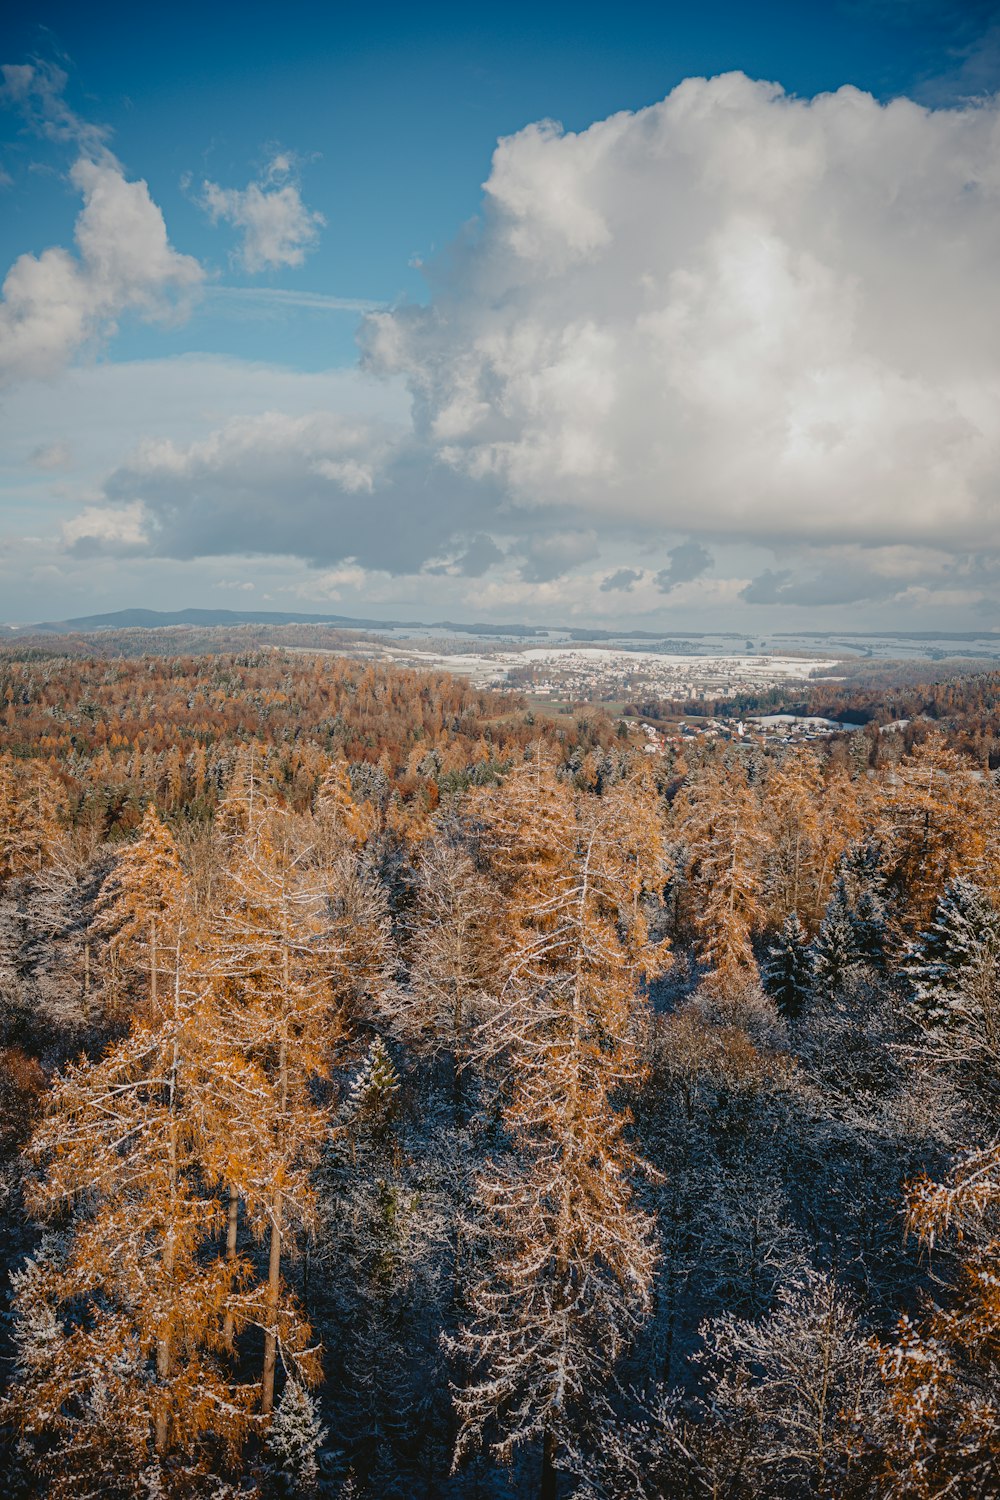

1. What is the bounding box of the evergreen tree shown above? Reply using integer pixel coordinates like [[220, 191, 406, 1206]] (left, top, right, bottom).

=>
[[841, 839, 892, 972], [266, 1379, 328, 1496], [810, 876, 865, 998], [902, 876, 1000, 1084], [762, 913, 811, 1019]]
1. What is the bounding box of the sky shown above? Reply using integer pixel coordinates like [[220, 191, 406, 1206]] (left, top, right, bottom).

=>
[[2, 0, 1000, 631]]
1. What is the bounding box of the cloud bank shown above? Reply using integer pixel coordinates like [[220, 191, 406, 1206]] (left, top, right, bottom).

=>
[[55, 72, 1000, 617]]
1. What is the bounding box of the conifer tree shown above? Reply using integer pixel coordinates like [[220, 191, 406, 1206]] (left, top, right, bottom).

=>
[[879, 1143, 1000, 1498], [453, 757, 668, 1495], [902, 876, 1000, 1084], [5, 938, 257, 1496], [676, 763, 766, 984], [94, 803, 185, 1011], [207, 819, 336, 1415], [402, 834, 503, 1114], [762, 912, 811, 1019], [266, 1379, 328, 1496], [809, 875, 865, 998], [0, 755, 67, 885], [763, 751, 823, 926]]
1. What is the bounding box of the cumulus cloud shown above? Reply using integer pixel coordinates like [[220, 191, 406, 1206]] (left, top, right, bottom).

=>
[[363, 73, 1000, 568], [201, 153, 325, 273], [46, 72, 1000, 620], [62, 499, 150, 555], [0, 64, 203, 387], [654, 541, 713, 593]]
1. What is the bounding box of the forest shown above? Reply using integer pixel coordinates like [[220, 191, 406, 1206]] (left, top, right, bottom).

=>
[[0, 645, 997, 1499]]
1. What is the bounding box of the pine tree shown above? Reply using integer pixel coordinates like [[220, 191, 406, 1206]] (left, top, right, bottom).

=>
[[345, 1036, 401, 1146], [840, 838, 892, 971], [762, 913, 811, 1019], [266, 1379, 328, 1496], [902, 876, 1000, 1083], [809, 876, 865, 998]]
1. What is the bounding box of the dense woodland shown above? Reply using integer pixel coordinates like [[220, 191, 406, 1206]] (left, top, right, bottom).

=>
[[0, 645, 998, 1498]]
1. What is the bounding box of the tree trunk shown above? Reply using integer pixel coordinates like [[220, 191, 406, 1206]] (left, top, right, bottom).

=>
[[540, 1428, 558, 1500], [262, 1014, 289, 1414], [261, 1186, 282, 1414], [222, 1183, 239, 1348]]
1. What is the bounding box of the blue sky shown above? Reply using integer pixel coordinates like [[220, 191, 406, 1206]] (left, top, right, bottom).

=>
[[2, 0, 1000, 627]]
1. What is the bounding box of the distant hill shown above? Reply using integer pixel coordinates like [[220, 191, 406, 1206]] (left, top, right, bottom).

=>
[[19, 608, 548, 637], [16, 607, 701, 642]]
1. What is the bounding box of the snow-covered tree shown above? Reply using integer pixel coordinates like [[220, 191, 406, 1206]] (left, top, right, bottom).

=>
[[902, 876, 1000, 1086], [266, 1379, 328, 1496], [879, 1142, 1000, 1499], [810, 875, 866, 998], [401, 834, 502, 1114], [452, 757, 668, 1496], [94, 804, 186, 1012], [4, 940, 257, 1495], [0, 755, 67, 885], [676, 763, 766, 985], [762, 912, 812, 1019], [697, 1268, 880, 1498]]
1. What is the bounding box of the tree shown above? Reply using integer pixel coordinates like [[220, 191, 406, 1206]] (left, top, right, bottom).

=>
[[206, 817, 338, 1415], [401, 833, 503, 1117], [762, 750, 823, 927], [676, 764, 766, 985], [4, 941, 257, 1497], [697, 1268, 880, 1498], [0, 755, 67, 885], [762, 912, 812, 1020], [266, 1379, 328, 1496], [810, 875, 866, 999], [94, 803, 186, 1012], [902, 876, 1000, 1088], [879, 1143, 1000, 1499], [452, 758, 668, 1496]]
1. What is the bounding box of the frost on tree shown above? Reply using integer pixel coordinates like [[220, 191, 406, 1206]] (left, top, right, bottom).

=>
[[451, 754, 669, 1497], [879, 1143, 1000, 1499], [902, 876, 1000, 1085]]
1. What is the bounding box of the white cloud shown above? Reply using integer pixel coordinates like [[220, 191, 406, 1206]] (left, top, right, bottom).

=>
[[364, 73, 1000, 561], [201, 154, 325, 273], [0, 65, 203, 387], [11, 71, 1000, 624], [62, 499, 149, 552]]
